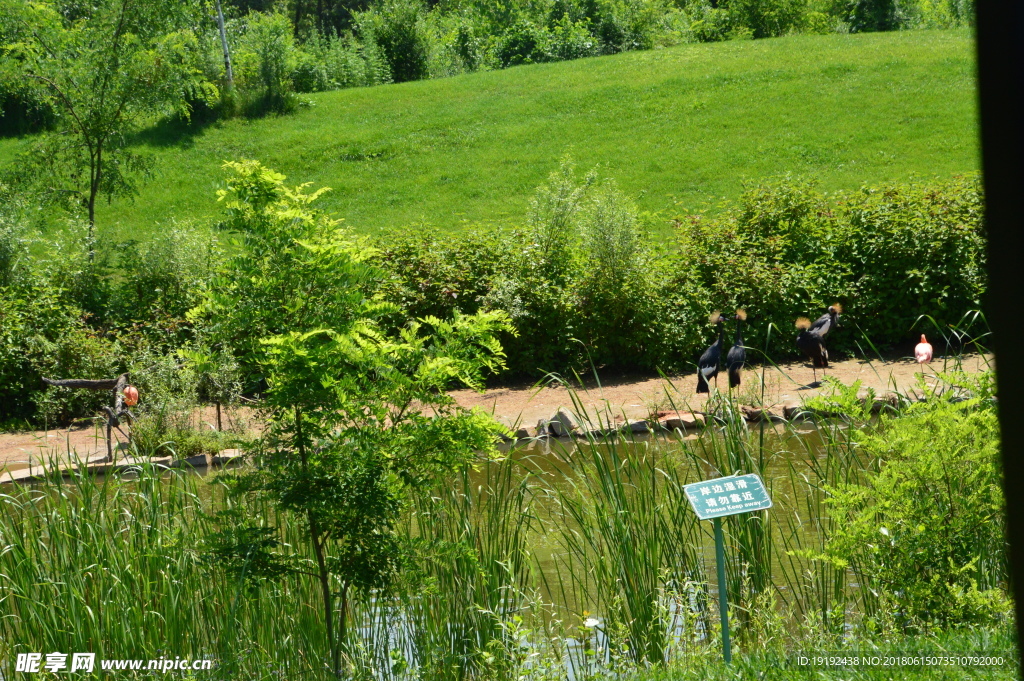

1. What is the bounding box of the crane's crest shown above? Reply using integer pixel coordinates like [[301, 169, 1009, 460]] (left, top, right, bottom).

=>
[[830, 302, 843, 314], [735, 308, 747, 321], [709, 310, 722, 324], [795, 317, 811, 330]]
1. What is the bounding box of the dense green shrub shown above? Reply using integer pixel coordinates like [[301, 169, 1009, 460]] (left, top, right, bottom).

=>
[[235, 12, 297, 110], [357, 0, 432, 82], [372, 172, 985, 377], [548, 16, 600, 60], [291, 49, 331, 92], [298, 30, 392, 89], [494, 20, 552, 67], [838, 176, 985, 344], [109, 227, 223, 340], [825, 390, 1009, 628], [592, 0, 665, 52], [686, 2, 733, 42], [845, 0, 899, 31], [729, 0, 807, 37]]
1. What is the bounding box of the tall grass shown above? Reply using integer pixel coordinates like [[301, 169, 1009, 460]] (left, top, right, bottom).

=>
[[0, 340, 1011, 680], [0, 459, 334, 680]]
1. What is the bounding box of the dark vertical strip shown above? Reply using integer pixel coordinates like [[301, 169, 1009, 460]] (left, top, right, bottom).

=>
[[976, 0, 1024, 660]]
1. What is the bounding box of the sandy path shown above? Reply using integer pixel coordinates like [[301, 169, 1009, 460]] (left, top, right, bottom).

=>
[[1, 353, 990, 470], [449, 353, 992, 431]]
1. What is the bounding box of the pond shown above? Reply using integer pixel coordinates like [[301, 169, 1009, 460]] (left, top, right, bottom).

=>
[[475, 419, 853, 614], [0, 413, 874, 678]]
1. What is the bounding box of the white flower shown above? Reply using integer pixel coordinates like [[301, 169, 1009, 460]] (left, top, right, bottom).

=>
[[583, 617, 600, 628]]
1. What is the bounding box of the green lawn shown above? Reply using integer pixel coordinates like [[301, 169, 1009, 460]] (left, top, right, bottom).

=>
[[0, 29, 978, 241]]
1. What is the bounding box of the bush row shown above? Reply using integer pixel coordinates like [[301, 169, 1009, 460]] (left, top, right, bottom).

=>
[[372, 166, 986, 376], [0, 168, 985, 426]]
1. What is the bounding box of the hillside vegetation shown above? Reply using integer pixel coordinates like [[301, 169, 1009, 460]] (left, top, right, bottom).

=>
[[0, 29, 977, 240]]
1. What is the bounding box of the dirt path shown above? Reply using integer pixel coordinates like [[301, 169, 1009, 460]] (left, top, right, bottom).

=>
[[0, 405, 256, 474], [1, 353, 991, 470], [449, 353, 992, 431]]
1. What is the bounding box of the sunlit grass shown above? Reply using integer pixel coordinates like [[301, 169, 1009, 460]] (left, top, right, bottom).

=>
[[0, 30, 978, 242]]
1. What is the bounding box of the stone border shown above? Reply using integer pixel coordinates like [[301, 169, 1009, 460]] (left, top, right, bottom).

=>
[[0, 449, 245, 485]]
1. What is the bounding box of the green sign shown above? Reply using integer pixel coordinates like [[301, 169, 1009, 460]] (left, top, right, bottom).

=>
[[684, 473, 772, 665], [683, 473, 772, 521]]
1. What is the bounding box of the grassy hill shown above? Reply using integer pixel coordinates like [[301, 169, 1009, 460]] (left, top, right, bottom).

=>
[[0, 29, 978, 241]]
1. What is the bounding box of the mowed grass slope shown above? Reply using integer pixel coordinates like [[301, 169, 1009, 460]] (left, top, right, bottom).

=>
[[0, 29, 978, 240]]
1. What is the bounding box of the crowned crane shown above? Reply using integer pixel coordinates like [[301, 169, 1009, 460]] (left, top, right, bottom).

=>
[[697, 311, 728, 394], [795, 303, 842, 383], [726, 309, 747, 389]]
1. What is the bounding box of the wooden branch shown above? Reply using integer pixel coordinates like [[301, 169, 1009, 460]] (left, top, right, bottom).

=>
[[43, 376, 123, 390], [43, 373, 131, 463]]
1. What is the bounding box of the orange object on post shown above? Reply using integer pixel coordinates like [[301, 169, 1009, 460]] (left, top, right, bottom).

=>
[[123, 385, 139, 406]]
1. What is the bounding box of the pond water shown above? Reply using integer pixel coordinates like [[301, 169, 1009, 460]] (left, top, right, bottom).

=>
[[2, 417, 862, 677], [480, 420, 845, 614]]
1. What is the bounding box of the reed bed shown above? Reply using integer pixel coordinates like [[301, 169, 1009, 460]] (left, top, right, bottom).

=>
[[0, 328, 1012, 680]]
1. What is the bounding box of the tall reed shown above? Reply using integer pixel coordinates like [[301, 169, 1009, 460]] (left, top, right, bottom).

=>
[[0, 457, 334, 680]]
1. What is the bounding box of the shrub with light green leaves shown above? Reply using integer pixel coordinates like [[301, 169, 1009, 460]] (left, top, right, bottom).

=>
[[824, 390, 1009, 628], [235, 12, 297, 110]]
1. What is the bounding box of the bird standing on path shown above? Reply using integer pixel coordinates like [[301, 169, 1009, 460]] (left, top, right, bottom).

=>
[[795, 303, 842, 384], [727, 309, 747, 389], [915, 334, 933, 364], [697, 311, 728, 394]]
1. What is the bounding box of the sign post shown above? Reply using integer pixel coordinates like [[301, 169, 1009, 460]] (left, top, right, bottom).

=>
[[683, 473, 773, 664]]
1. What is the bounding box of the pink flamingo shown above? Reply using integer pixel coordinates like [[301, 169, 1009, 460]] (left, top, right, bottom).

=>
[[915, 334, 933, 364]]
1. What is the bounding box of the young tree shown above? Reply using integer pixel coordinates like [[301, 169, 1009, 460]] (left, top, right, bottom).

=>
[[197, 161, 512, 677], [2, 0, 213, 257]]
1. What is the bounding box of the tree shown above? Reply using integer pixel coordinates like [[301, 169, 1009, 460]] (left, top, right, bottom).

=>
[[2, 0, 213, 257], [197, 161, 512, 677]]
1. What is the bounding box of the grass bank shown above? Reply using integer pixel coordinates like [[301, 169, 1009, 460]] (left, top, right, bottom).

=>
[[0, 30, 977, 241]]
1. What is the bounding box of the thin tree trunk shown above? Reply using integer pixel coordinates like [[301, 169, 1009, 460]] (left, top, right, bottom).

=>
[[337, 582, 349, 668], [294, 0, 304, 36], [215, 0, 234, 88], [88, 153, 98, 262], [296, 407, 341, 678], [310, 520, 339, 677]]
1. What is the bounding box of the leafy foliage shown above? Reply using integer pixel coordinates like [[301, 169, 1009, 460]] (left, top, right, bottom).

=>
[[824, 390, 1009, 628], [199, 160, 512, 675], [2, 0, 213, 240], [356, 0, 431, 82], [373, 170, 985, 377], [235, 11, 298, 110]]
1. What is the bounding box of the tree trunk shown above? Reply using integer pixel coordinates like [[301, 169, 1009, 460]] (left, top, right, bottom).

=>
[[294, 0, 305, 36], [296, 407, 341, 678], [310, 521, 339, 678], [215, 0, 234, 89], [337, 582, 349, 669], [88, 145, 102, 262]]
